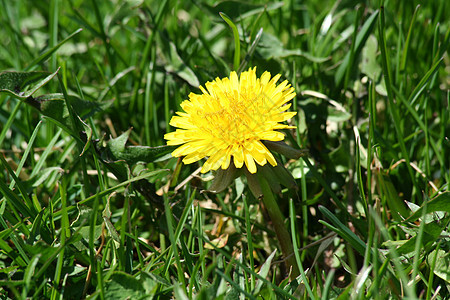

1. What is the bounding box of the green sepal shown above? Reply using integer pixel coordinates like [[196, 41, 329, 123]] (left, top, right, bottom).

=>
[[264, 141, 308, 160], [205, 164, 241, 194]]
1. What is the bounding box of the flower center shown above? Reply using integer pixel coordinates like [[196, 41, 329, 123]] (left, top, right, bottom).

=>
[[196, 89, 268, 147]]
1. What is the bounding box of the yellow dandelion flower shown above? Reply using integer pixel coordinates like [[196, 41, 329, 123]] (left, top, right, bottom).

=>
[[164, 67, 297, 174]]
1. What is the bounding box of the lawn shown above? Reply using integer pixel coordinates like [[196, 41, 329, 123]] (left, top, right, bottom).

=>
[[0, 0, 449, 299]]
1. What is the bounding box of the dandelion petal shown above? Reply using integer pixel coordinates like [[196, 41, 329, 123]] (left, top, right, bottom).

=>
[[164, 67, 297, 173]]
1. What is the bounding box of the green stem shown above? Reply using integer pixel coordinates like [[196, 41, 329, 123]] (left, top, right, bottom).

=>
[[258, 175, 299, 279]]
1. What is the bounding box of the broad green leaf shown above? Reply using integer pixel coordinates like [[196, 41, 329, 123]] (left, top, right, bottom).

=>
[[139, 272, 158, 296], [428, 249, 450, 283], [174, 282, 189, 300], [98, 128, 175, 165], [165, 42, 200, 87], [0, 70, 58, 99], [0, 68, 108, 149], [71, 204, 102, 251], [32, 93, 112, 129], [394, 221, 444, 255], [104, 272, 146, 300], [1, 70, 108, 150], [335, 10, 379, 86], [38, 93, 111, 119], [406, 192, 450, 222], [24, 92, 102, 154], [257, 32, 329, 63], [107, 0, 144, 31], [327, 105, 352, 122], [427, 249, 450, 283], [360, 35, 381, 80], [216, 275, 229, 298]]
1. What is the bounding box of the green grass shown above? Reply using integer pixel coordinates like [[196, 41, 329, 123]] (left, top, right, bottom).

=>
[[1, 0, 449, 299]]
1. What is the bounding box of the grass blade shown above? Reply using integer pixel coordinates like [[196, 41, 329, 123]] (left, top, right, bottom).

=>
[[220, 12, 241, 72]]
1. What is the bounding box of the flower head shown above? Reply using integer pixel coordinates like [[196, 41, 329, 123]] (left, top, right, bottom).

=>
[[164, 67, 296, 174]]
